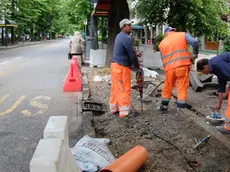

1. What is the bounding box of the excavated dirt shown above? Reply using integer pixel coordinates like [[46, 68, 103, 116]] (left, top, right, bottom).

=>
[[86, 67, 230, 172]]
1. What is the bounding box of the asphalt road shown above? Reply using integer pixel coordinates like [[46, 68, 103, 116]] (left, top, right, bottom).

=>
[[0, 39, 79, 172]]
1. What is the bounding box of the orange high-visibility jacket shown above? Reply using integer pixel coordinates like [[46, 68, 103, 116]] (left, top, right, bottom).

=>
[[159, 32, 191, 71]]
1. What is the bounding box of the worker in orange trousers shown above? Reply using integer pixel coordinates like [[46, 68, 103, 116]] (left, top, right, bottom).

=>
[[109, 19, 140, 118], [158, 27, 199, 113]]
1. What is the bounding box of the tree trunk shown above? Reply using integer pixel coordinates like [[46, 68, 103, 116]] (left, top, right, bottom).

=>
[[105, 0, 129, 67]]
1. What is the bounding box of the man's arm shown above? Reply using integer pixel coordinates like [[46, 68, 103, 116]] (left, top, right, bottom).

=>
[[185, 33, 199, 57], [123, 37, 140, 69]]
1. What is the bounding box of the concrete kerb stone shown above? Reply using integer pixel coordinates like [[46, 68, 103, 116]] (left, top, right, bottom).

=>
[[30, 138, 65, 172], [189, 70, 204, 92], [81, 68, 90, 101], [30, 116, 81, 172], [177, 108, 230, 151]]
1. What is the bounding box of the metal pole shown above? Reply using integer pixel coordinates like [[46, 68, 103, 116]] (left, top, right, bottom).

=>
[[3, 9, 8, 47], [5, 17, 7, 47], [101, 17, 104, 49], [11, 0, 15, 43]]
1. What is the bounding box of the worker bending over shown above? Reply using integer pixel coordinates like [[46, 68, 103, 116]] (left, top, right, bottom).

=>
[[109, 19, 139, 118], [158, 27, 199, 113], [197, 53, 230, 134]]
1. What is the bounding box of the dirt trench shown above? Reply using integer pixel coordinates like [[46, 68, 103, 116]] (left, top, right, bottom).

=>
[[87, 68, 230, 172]]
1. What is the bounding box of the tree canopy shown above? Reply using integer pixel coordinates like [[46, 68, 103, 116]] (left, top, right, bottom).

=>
[[1, 0, 91, 39], [136, 0, 230, 37]]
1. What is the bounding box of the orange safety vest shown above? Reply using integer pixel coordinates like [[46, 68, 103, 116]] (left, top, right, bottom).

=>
[[159, 32, 191, 71]]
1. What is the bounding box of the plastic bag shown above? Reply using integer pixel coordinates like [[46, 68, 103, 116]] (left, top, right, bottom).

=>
[[143, 67, 159, 78], [71, 135, 115, 172]]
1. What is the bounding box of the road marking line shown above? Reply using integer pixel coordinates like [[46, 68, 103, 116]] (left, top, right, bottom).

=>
[[1, 61, 10, 65], [0, 72, 4, 75], [30, 96, 51, 109], [0, 95, 8, 103], [14, 57, 20, 60], [21, 109, 32, 116], [22, 58, 32, 63], [28, 96, 51, 116], [10, 65, 17, 69], [0, 96, 25, 116]]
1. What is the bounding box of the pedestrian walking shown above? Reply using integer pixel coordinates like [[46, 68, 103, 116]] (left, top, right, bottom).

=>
[[69, 31, 85, 65], [197, 53, 230, 134], [22, 32, 25, 44], [158, 27, 199, 113], [109, 19, 140, 118]]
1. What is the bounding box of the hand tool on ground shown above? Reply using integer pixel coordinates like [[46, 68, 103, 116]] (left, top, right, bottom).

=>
[[193, 135, 211, 149], [189, 161, 201, 168], [136, 68, 144, 113]]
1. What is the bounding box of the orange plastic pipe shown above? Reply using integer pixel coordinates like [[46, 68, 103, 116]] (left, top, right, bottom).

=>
[[100, 146, 148, 172]]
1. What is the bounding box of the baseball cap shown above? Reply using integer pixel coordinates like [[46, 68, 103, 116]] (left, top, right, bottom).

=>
[[164, 27, 176, 35], [119, 19, 133, 28]]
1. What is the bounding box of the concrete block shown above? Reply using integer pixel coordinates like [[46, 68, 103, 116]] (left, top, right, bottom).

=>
[[82, 72, 90, 101], [30, 139, 66, 172], [77, 92, 83, 114], [199, 74, 214, 83], [90, 49, 106, 67], [44, 116, 69, 146], [30, 138, 81, 172], [143, 51, 163, 70], [189, 71, 203, 92], [43, 116, 81, 172], [203, 82, 218, 88]]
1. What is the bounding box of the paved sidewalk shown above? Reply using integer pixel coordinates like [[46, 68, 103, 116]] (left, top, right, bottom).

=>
[[0, 39, 60, 51]]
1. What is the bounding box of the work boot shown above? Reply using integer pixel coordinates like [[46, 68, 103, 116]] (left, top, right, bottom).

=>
[[157, 105, 168, 114], [216, 126, 230, 135]]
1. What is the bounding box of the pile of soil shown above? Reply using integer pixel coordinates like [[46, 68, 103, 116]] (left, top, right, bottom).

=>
[[86, 68, 230, 172]]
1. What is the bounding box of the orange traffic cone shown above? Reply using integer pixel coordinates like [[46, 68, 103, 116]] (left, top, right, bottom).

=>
[[100, 146, 148, 172], [63, 61, 82, 92], [72, 56, 82, 77]]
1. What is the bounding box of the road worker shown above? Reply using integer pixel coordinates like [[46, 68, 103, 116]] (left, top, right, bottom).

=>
[[109, 19, 140, 118], [158, 27, 199, 113], [197, 53, 230, 134]]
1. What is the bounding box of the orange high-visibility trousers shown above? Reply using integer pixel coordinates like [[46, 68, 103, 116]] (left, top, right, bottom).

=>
[[110, 63, 131, 117], [161, 65, 189, 108], [224, 93, 230, 131]]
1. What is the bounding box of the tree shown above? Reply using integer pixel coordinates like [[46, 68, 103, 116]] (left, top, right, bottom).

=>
[[68, 0, 91, 31], [105, 0, 130, 66], [136, 0, 230, 37]]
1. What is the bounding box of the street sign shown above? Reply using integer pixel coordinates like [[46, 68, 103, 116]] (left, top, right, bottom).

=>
[[84, 19, 88, 25]]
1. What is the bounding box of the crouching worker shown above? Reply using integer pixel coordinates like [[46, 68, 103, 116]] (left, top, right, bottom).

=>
[[197, 52, 230, 134], [109, 19, 140, 118]]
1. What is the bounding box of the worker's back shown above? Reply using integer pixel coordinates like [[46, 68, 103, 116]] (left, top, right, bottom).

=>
[[159, 32, 191, 71]]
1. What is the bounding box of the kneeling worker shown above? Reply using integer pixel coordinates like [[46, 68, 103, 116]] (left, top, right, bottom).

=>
[[109, 19, 140, 118], [197, 52, 230, 134]]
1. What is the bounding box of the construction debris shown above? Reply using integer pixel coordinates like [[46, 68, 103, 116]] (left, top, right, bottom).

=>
[[189, 71, 204, 92], [199, 74, 214, 83]]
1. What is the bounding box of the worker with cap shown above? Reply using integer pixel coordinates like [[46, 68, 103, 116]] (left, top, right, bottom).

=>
[[158, 27, 199, 113], [109, 19, 140, 118], [197, 53, 230, 134]]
